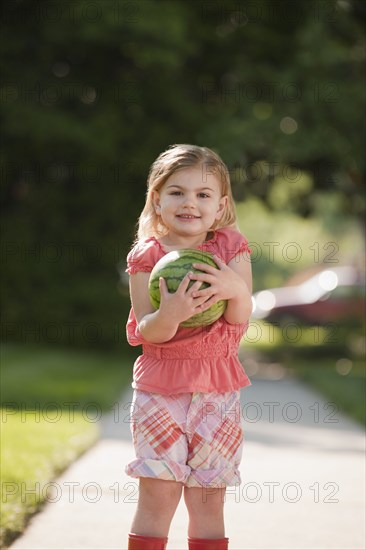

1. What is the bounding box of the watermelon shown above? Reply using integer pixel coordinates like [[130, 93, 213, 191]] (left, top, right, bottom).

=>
[[148, 249, 227, 328]]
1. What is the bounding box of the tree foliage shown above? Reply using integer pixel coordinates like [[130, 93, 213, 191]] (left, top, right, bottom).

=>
[[1, 0, 365, 349]]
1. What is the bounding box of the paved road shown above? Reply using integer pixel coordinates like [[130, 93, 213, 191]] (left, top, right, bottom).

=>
[[9, 362, 365, 550]]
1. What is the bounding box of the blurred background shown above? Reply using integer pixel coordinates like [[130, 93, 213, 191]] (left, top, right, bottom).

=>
[[1, 0, 365, 546]]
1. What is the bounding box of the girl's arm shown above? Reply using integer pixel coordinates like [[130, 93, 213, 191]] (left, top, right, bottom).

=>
[[129, 269, 208, 344], [223, 253, 252, 325], [129, 272, 180, 343]]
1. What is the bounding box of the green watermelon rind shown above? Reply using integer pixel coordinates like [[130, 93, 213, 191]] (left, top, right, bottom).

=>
[[148, 248, 227, 328]]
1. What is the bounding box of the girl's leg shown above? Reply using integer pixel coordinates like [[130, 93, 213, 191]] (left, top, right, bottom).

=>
[[130, 477, 183, 538], [183, 486, 226, 539]]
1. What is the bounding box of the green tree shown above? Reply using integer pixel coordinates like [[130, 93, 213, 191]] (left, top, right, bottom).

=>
[[1, 0, 364, 349]]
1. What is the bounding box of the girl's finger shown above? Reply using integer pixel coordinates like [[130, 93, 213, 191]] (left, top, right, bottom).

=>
[[192, 286, 212, 298], [195, 295, 215, 311], [178, 272, 193, 292], [159, 277, 167, 296], [192, 263, 216, 274], [189, 272, 215, 285], [212, 254, 226, 268], [190, 280, 202, 291]]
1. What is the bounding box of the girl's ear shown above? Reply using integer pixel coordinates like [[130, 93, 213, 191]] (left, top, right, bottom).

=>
[[216, 195, 228, 219], [152, 190, 161, 213]]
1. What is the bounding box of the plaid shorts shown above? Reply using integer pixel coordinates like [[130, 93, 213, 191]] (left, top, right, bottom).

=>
[[125, 390, 244, 488]]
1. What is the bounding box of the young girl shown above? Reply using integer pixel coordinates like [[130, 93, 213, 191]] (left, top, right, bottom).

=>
[[125, 144, 253, 550]]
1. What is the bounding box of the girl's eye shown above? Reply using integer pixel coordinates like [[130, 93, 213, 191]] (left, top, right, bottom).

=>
[[170, 192, 210, 198]]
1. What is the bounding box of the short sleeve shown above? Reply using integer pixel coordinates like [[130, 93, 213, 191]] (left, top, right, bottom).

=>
[[214, 228, 252, 264], [125, 238, 161, 275], [126, 308, 149, 346]]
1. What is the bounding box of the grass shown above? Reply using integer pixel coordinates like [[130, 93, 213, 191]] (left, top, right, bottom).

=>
[[285, 358, 365, 426], [237, 196, 365, 290], [0, 343, 134, 548], [1, 411, 98, 548], [1, 320, 364, 548], [1, 343, 134, 409], [244, 320, 366, 426]]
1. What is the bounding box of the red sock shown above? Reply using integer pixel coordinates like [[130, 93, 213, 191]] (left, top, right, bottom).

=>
[[188, 537, 229, 550], [128, 533, 168, 550]]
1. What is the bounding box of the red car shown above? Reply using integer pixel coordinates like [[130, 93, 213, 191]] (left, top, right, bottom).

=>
[[251, 266, 365, 325]]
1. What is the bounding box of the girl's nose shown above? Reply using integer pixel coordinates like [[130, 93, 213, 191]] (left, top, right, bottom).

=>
[[182, 194, 196, 206]]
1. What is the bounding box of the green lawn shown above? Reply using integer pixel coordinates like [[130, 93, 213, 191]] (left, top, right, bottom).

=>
[[1, 411, 98, 548], [1, 343, 134, 409], [0, 343, 134, 548], [286, 358, 365, 426], [1, 334, 364, 549], [245, 320, 366, 426]]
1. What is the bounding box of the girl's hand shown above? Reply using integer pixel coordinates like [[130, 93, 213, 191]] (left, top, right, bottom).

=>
[[158, 272, 215, 326], [188, 254, 247, 304]]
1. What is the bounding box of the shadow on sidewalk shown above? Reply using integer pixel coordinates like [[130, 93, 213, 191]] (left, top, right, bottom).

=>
[[99, 368, 365, 455]]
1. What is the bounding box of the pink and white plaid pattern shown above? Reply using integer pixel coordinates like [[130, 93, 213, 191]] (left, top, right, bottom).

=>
[[125, 390, 244, 488]]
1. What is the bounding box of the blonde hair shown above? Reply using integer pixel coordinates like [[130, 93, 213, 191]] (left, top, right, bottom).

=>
[[132, 144, 239, 245]]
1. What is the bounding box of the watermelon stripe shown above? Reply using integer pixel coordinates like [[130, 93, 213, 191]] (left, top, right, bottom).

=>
[[148, 248, 227, 327]]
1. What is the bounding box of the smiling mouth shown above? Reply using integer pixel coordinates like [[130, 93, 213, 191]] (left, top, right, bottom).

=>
[[177, 215, 200, 219]]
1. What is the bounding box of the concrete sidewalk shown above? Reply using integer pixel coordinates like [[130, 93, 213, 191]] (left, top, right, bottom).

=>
[[9, 361, 366, 550]]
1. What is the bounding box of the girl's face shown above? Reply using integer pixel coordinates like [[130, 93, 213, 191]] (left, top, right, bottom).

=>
[[153, 166, 227, 239]]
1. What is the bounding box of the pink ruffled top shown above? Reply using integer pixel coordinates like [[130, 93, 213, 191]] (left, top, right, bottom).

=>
[[125, 227, 252, 395]]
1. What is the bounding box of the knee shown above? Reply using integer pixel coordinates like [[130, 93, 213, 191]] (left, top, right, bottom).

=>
[[139, 478, 182, 513], [184, 487, 225, 517]]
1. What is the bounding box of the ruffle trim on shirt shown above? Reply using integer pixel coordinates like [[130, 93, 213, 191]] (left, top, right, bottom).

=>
[[235, 239, 252, 258], [126, 309, 150, 346], [125, 237, 158, 274], [132, 355, 252, 395], [212, 228, 252, 263], [149, 228, 251, 259], [151, 230, 219, 254], [126, 309, 248, 350], [125, 265, 152, 275], [124, 228, 252, 275]]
